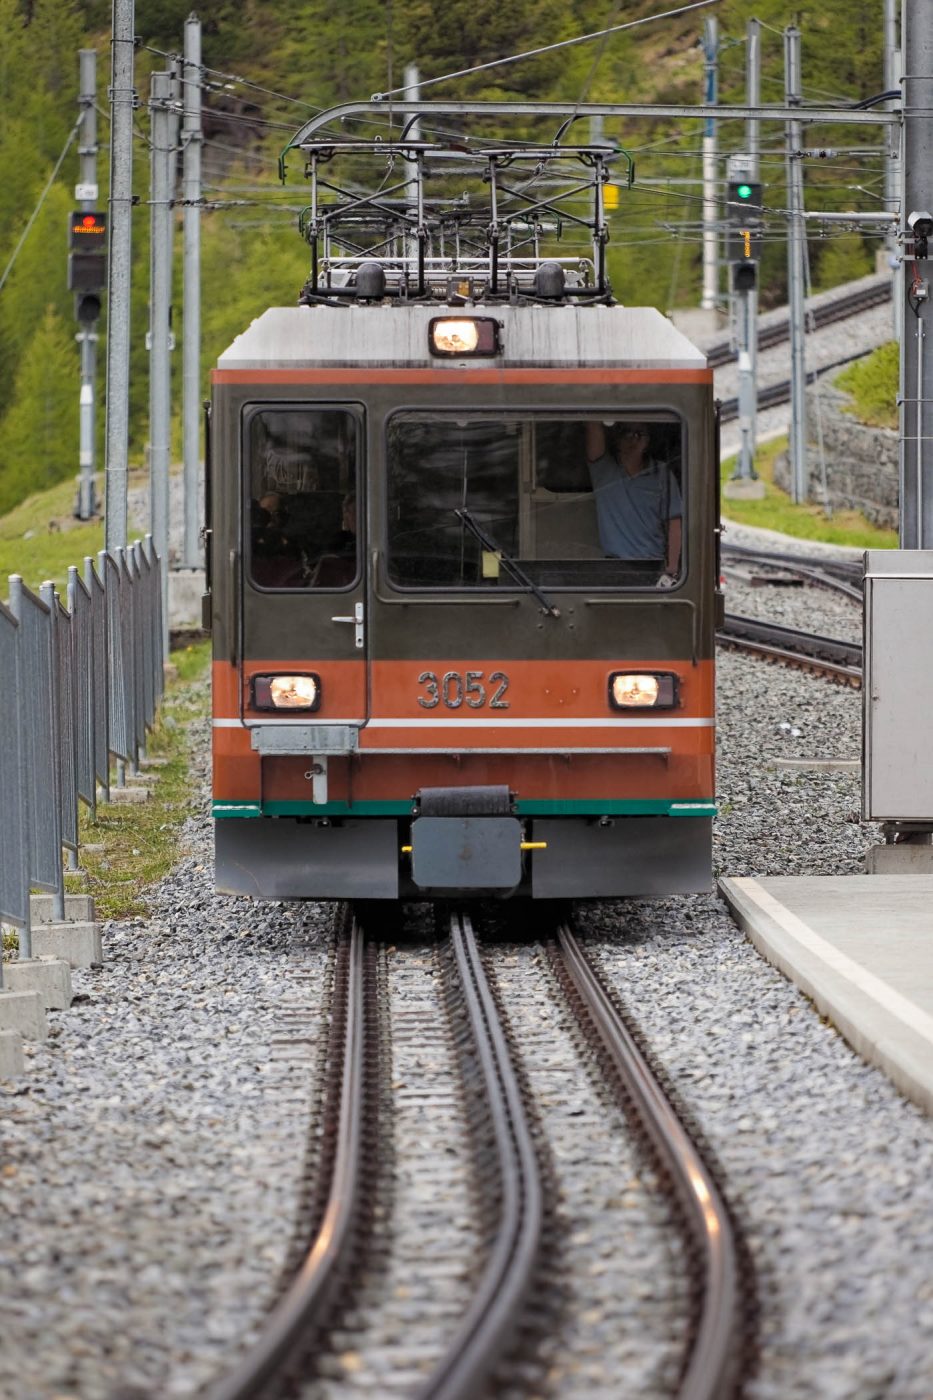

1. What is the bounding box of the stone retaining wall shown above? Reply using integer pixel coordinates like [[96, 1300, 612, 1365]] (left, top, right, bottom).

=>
[[772, 379, 898, 528]]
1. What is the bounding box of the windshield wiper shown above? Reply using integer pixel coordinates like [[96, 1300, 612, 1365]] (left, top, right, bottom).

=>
[[454, 508, 560, 618]]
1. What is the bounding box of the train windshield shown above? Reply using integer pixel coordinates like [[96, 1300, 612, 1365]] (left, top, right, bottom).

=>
[[245, 407, 359, 590], [386, 414, 684, 591]]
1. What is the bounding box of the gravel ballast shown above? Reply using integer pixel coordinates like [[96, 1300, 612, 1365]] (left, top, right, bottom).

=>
[[1, 710, 335, 1400], [3, 576, 933, 1399]]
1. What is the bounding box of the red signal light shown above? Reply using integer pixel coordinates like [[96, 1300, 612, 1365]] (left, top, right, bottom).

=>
[[69, 210, 107, 247]]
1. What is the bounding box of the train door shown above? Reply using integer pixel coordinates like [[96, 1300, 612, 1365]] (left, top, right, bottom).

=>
[[240, 403, 367, 744]]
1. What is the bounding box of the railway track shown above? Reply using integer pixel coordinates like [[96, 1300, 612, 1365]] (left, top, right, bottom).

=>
[[714, 277, 892, 423], [722, 543, 862, 600], [546, 922, 746, 1400], [707, 277, 892, 369], [204, 911, 377, 1400], [202, 909, 749, 1400], [720, 350, 875, 423], [719, 612, 863, 686]]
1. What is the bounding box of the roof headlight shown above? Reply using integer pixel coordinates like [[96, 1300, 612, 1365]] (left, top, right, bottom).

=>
[[609, 672, 678, 710], [252, 673, 321, 711], [429, 317, 499, 357]]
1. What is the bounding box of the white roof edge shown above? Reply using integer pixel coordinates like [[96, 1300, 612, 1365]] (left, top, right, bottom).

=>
[[217, 303, 708, 369]]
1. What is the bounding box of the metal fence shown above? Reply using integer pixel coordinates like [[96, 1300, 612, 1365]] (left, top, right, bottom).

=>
[[0, 538, 164, 969]]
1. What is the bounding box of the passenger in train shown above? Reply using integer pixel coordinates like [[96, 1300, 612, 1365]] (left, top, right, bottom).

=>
[[250, 492, 308, 587], [311, 491, 358, 586], [584, 421, 682, 585]]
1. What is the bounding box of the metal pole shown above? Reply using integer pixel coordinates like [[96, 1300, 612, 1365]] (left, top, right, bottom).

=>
[[900, 0, 933, 548], [886, 0, 903, 343], [148, 72, 173, 656], [76, 49, 99, 522], [885, 4, 901, 221], [403, 63, 421, 272], [182, 13, 202, 570], [785, 26, 808, 504], [735, 292, 756, 479], [701, 18, 718, 312], [746, 18, 760, 471], [104, 0, 135, 553]]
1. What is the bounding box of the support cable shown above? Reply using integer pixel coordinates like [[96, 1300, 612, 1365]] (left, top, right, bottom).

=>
[[0, 117, 82, 294], [371, 0, 722, 101]]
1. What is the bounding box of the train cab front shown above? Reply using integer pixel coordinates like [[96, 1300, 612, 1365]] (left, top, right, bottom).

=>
[[210, 302, 717, 904]]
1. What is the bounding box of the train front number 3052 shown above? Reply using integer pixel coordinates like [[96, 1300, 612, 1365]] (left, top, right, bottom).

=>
[[417, 670, 511, 710]]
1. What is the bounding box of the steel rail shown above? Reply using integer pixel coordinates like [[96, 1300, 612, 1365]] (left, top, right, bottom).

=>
[[418, 910, 543, 1400], [203, 918, 367, 1400], [722, 541, 862, 578], [719, 612, 862, 684], [720, 346, 880, 422], [555, 924, 743, 1400], [722, 544, 863, 601]]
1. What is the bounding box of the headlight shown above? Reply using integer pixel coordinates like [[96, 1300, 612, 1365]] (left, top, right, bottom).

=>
[[608, 672, 678, 710], [252, 673, 321, 711], [429, 316, 499, 356]]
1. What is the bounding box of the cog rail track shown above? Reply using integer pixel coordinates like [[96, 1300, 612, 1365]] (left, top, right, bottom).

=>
[[719, 612, 863, 685], [418, 909, 544, 1400], [203, 912, 373, 1400], [549, 924, 745, 1400]]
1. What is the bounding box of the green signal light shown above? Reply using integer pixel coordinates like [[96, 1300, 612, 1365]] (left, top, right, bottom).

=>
[[736, 183, 753, 200]]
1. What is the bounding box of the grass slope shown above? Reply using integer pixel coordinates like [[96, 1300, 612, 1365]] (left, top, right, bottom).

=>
[[721, 436, 897, 549], [0, 477, 107, 591]]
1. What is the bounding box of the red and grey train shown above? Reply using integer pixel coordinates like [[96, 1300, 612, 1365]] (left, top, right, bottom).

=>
[[207, 130, 720, 901]]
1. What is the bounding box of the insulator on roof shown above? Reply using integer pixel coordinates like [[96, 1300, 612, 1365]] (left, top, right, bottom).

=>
[[356, 261, 387, 299], [533, 261, 566, 299]]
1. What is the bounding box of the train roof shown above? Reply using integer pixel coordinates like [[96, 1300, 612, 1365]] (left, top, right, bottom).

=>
[[217, 303, 707, 372]]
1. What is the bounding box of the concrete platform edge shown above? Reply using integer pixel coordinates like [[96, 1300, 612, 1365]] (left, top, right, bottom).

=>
[[718, 876, 933, 1117]]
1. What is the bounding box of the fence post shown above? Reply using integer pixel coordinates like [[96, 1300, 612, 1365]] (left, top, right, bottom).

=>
[[86, 555, 109, 807], [128, 543, 145, 762], [0, 598, 28, 968], [8, 578, 31, 957], [39, 582, 69, 922], [8, 577, 62, 954]]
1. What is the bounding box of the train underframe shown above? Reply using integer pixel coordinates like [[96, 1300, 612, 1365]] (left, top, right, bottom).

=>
[[214, 810, 712, 901], [214, 739, 714, 900]]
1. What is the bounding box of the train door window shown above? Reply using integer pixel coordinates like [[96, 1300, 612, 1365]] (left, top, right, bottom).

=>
[[385, 413, 684, 591], [245, 407, 359, 590]]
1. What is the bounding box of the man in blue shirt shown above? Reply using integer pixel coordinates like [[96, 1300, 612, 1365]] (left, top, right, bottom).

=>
[[585, 421, 682, 586]]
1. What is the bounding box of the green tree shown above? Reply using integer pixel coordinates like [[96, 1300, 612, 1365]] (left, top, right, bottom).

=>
[[0, 304, 79, 513], [0, 183, 76, 418], [199, 206, 311, 378], [813, 230, 874, 292]]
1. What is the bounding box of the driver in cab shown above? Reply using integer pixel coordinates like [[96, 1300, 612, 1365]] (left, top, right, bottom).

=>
[[585, 420, 682, 587]]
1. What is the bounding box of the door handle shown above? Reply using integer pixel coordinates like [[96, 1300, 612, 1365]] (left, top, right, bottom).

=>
[[331, 600, 364, 648]]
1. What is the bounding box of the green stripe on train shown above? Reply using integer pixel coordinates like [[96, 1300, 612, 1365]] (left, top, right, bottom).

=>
[[213, 799, 717, 819]]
